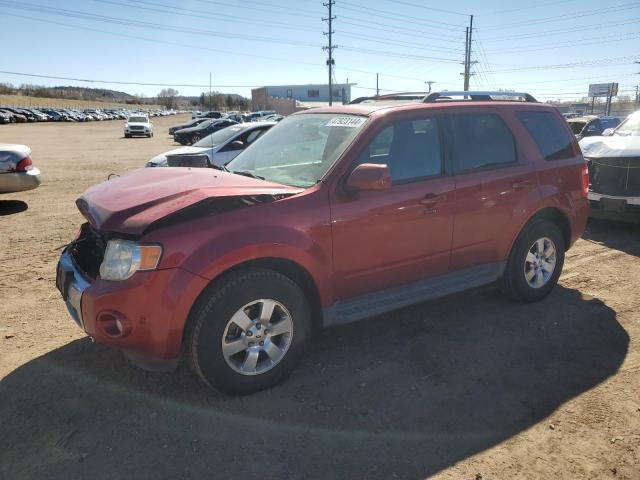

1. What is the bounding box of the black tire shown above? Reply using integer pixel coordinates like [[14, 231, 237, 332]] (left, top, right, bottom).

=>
[[186, 268, 312, 395], [190, 134, 200, 144], [124, 133, 131, 138], [500, 219, 565, 303]]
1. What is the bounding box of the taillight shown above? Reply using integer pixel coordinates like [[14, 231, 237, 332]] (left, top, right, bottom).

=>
[[581, 164, 589, 198], [15, 156, 33, 172]]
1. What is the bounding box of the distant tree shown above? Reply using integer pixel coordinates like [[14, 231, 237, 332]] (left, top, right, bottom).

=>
[[158, 88, 179, 108]]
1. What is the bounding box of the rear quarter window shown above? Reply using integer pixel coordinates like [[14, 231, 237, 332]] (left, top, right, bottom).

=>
[[519, 111, 576, 161]]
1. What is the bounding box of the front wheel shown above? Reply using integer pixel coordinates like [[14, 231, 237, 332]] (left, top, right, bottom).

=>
[[186, 269, 312, 395], [500, 219, 565, 303]]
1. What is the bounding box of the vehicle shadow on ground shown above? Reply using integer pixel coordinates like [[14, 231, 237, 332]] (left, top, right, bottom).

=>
[[0, 200, 28, 216], [583, 218, 640, 257], [0, 286, 628, 480]]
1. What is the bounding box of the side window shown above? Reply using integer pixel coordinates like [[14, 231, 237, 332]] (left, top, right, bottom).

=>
[[245, 128, 266, 144], [517, 111, 575, 161], [357, 117, 442, 183], [452, 113, 517, 172]]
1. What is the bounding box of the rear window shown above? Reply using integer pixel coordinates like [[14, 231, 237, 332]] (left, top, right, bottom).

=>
[[518, 111, 575, 161], [452, 113, 517, 172]]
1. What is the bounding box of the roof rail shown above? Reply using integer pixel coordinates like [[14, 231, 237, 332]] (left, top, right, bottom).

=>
[[423, 91, 538, 103], [350, 92, 428, 104]]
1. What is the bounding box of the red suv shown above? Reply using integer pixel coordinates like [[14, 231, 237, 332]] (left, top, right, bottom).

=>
[[57, 92, 589, 395]]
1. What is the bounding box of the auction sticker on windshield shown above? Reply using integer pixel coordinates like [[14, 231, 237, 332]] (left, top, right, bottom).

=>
[[326, 116, 367, 128]]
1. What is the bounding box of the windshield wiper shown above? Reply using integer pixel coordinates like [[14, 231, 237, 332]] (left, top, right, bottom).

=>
[[232, 170, 265, 180], [210, 163, 229, 172]]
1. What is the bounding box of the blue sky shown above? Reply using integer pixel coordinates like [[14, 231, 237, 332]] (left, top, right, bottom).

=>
[[0, 0, 638, 101]]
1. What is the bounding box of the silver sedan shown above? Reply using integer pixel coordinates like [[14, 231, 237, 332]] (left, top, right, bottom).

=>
[[146, 122, 275, 168], [0, 144, 41, 194]]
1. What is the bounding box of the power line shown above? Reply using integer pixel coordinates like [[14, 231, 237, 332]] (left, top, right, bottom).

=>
[[487, 0, 582, 14], [490, 56, 640, 73], [1, 11, 436, 83], [0, 70, 261, 88], [0, 1, 321, 47], [482, 18, 640, 42], [378, 0, 469, 16], [92, 0, 312, 33], [336, 1, 466, 31], [340, 18, 464, 44], [482, 1, 640, 30], [490, 32, 640, 54]]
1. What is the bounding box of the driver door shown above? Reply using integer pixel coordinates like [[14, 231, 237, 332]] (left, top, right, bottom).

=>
[[330, 115, 455, 300]]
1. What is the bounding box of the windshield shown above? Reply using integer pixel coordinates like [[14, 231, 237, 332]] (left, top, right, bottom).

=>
[[194, 125, 244, 147], [614, 114, 640, 136], [226, 113, 367, 188], [128, 116, 147, 123], [569, 121, 586, 134]]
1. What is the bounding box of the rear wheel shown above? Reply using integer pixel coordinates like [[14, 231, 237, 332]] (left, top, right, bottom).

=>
[[186, 269, 312, 395], [500, 219, 565, 302], [190, 134, 200, 144]]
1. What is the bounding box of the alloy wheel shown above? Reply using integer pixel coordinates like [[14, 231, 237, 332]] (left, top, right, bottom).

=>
[[524, 237, 557, 288], [221, 299, 294, 375]]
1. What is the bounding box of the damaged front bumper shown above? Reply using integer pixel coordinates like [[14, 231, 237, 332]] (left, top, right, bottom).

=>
[[56, 248, 210, 369], [56, 250, 91, 327]]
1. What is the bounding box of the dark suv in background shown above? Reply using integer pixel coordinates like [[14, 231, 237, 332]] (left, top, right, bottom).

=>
[[57, 91, 589, 394]]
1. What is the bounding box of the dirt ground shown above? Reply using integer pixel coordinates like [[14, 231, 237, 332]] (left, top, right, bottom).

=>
[[0, 115, 639, 480]]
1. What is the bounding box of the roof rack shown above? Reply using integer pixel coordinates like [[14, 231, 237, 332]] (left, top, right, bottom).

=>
[[423, 91, 538, 103], [349, 92, 428, 104]]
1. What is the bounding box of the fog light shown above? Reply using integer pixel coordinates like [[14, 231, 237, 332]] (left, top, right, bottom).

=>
[[97, 311, 131, 338]]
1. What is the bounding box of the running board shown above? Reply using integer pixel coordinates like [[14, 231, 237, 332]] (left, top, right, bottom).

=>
[[323, 262, 506, 327]]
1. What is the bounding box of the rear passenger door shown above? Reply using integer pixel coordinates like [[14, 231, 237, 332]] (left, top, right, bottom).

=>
[[449, 109, 538, 272]]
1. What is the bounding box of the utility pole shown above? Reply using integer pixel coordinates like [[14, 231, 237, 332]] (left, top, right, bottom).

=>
[[376, 73, 379, 97], [462, 15, 474, 91], [322, 1, 337, 106], [209, 72, 212, 111], [425, 80, 435, 93]]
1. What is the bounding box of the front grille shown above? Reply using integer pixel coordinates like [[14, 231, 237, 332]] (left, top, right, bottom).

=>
[[69, 223, 106, 280], [587, 156, 640, 196], [167, 154, 210, 168], [130, 125, 145, 130]]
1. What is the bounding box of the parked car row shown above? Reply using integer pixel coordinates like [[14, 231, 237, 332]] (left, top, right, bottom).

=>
[[171, 112, 285, 146], [190, 110, 283, 124], [0, 106, 183, 124]]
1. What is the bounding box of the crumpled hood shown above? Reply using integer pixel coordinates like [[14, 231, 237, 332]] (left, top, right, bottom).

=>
[[77, 167, 303, 235], [579, 135, 640, 158]]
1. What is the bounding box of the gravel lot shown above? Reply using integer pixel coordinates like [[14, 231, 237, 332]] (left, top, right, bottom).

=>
[[1, 115, 639, 479]]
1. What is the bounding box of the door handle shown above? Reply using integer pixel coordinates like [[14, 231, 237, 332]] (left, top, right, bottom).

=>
[[420, 193, 447, 206], [511, 179, 531, 190]]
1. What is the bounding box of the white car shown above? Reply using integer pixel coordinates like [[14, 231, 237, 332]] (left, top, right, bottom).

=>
[[146, 122, 274, 168], [124, 115, 153, 138], [0, 143, 41, 194], [580, 110, 640, 222]]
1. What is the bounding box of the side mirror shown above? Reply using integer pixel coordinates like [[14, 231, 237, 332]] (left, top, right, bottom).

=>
[[228, 140, 244, 150], [602, 128, 614, 136], [345, 163, 391, 191]]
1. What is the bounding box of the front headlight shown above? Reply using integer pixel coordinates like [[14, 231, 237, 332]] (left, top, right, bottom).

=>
[[99, 239, 162, 281]]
